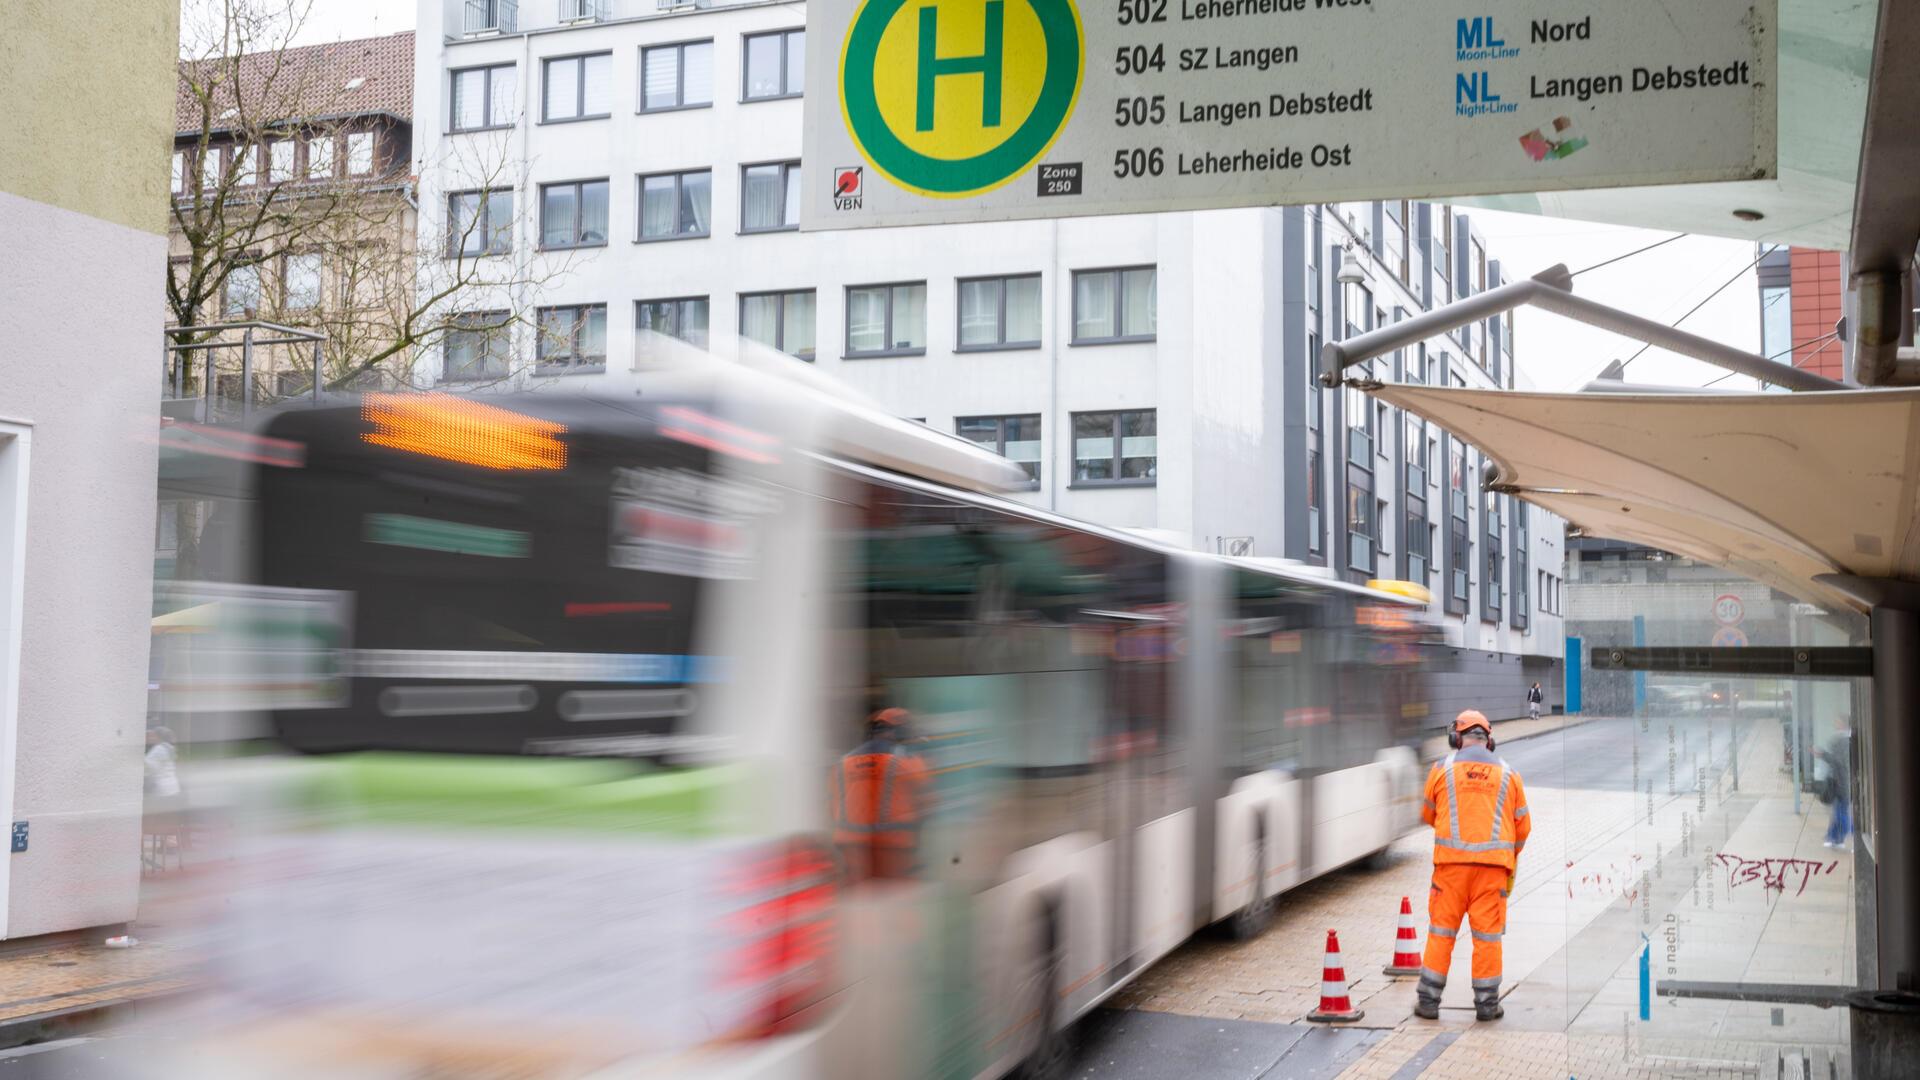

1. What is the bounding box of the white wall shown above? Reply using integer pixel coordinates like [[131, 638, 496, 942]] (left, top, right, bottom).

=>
[[0, 191, 161, 937]]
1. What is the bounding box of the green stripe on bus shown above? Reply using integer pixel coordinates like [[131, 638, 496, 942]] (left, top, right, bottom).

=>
[[365, 514, 531, 558]]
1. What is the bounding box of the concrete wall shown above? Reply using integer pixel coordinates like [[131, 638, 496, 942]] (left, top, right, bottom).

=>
[[0, 0, 176, 938]]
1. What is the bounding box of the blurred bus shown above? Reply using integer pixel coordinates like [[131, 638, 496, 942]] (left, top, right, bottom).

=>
[[198, 356, 1430, 1079]]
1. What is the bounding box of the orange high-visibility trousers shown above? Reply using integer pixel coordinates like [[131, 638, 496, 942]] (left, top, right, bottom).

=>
[[1421, 862, 1509, 993]]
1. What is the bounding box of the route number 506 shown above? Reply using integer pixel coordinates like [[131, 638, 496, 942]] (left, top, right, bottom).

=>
[[1114, 148, 1165, 178]]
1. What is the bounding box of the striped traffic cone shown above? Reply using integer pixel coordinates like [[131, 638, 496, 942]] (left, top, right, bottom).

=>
[[1307, 928, 1365, 1023], [1383, 896, 1423, 976]]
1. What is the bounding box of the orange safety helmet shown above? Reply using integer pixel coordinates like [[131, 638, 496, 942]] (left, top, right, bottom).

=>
[[870, 707, 911, 729], [1447, 709, 1495, 750]]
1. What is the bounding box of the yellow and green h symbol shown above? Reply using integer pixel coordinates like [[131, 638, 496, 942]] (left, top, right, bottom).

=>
[[916, 0, 1005, 132]]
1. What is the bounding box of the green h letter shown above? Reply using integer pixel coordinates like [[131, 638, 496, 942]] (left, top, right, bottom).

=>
[[915, 1, 1005, 132]]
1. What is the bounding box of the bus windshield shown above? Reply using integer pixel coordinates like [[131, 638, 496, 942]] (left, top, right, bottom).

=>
[[255, 393, 777, 758]]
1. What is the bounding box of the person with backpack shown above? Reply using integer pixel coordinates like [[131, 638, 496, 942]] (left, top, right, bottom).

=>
[[1818, 715, 1853, 852], [1526, 683, 1543, 722]]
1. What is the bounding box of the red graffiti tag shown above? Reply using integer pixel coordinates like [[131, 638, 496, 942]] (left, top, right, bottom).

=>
[[1713, 854, 1839, 897]]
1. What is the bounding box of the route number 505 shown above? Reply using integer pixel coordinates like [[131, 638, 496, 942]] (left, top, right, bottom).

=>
[[1115, 96, 1166, 127]]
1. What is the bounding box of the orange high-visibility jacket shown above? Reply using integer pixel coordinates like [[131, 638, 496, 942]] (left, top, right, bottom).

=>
[[1421, 744, 1531, 871], [831, 741, 929, 849]]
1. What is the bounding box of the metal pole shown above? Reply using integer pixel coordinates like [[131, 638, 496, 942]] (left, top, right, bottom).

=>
[[1319, 267, 1571, 387], [1318, 264, 1848, 392], [312, 339, 323, 406], [1870, 603, 1920, 991], [201, 344, 213, 424], [1527, 288, 1846, 393], [240, 326, 254, 424]]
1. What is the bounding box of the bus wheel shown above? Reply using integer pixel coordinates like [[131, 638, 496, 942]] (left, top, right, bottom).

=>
[[1230, 830, 1274, 940], [1363, 845, 1394, 872], [1018, 906, 1075, 1080]]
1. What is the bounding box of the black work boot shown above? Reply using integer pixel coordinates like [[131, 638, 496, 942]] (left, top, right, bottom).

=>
[[1414, 974, 1444, 1020], [1473, 985, 1504, 1021]]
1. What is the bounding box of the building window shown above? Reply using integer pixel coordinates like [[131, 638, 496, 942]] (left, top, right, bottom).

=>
[[743, 29, 805, 100], [444, 311, 511, 381], [1447, 441, 1470, 612], [232, 144, 258, 186], [741, 161, 801, 232], [306, 137, 335, 180], [346, 131, 375, 175], [539, 179, 610, 249], [543, 53, 612, 122], [1482, 490, 1502, 618], [845, 282, 927, 356], [641, 40, 713, 111], [1406, 493, 1430, 582], [447, 189, 514, 257], [268, 140, 295, 184], [451, 63, 516, 131], [740, 289, 816, 359], [1344, 382, 1373, 464], [1072, 410, 1156, 485], [1305, 327, 1323, 556], [535, 304, 608, 371], [171, 151, 186, 193], [638, 169, 711, 240], [957, 274, 1042, 350], [1072, 266, 1156, 343], [1760, 283, 1791, 362], [283, 253, 322, 310], [1347, 480, 1375, 575], [224, 261, 261, 317], [957, 414, 1042, 486], [636, 296, 709, 347]]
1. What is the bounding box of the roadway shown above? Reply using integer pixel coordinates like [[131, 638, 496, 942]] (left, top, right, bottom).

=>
[[1076, 710, 1803, 1078]]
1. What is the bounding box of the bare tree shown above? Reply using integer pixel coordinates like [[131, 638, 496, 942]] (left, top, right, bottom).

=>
[[169, 0, 573, 399]]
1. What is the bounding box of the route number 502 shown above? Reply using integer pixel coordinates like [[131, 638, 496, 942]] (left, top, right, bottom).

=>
[[1113, 148, 1165, 179]]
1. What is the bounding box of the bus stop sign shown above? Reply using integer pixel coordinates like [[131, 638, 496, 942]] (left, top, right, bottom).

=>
[[803, 0, 1777, 229]]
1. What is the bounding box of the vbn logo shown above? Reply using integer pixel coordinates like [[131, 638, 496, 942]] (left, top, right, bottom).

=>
[[839, 0, 1084, 198]]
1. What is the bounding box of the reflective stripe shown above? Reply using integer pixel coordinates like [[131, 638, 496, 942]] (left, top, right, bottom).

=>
[[877, 752, 898, 826], [1489, 764, 1510, 843], [1422, 798, 1437, 813], [1419, 968, 1447, 988], [1471, 930, 1502, 943], [1514, 805, 1529, 820], [1444, 751, 1461, 840], [1427, 924, 1457, 939], [1471, 976, 1502, 990], [1434, 837, 1517, 852]]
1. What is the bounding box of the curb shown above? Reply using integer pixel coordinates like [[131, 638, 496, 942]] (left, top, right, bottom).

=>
[[0, 989, 188, 1052]]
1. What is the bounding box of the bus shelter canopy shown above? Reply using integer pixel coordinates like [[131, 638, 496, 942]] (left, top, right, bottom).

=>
[[1367, 384, 1920, 614]]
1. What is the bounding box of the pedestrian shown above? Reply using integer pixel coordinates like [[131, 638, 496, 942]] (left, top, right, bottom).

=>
[[1820, 715, 1853, 852], [1526, 682, 1543, 723], [1414, 711, 1531, 1023], [144, 726, 180, 801], [830, 707, 929, 882]]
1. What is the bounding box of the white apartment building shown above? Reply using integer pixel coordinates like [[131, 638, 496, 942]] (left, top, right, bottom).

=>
[[412, 0, 1568, 715]]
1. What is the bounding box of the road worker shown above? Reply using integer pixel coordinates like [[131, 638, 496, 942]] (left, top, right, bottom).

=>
[[1414, 710, 1531, 1022], [831, 707, 929, 883]]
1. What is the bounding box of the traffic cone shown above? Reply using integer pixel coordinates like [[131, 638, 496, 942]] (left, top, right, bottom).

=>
[[1383, 896, 1423, 976], [1307, 928, 1365, 1023]]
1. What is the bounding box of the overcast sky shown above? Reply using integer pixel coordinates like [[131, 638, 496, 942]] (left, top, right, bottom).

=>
[[290, 3, 1773, 393]]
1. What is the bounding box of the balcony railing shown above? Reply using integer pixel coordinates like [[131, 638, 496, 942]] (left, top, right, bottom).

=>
[[559, 0, 608, 21], [464, 0, 518, 35]]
